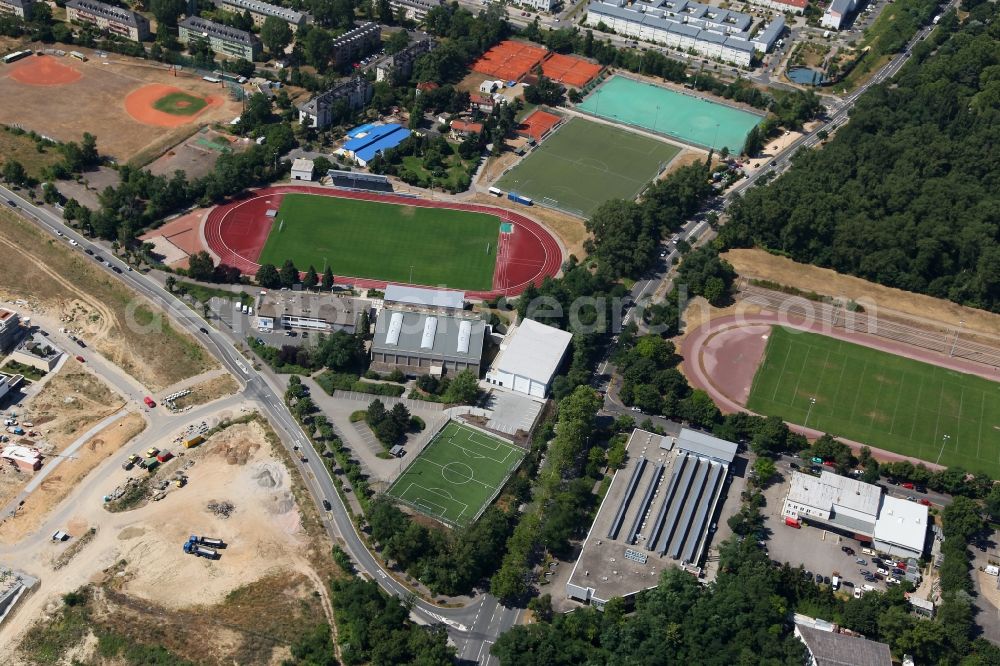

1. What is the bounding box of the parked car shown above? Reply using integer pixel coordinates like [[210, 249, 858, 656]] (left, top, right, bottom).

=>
[[856, 558, 867, 565], [841, 546, 856, 556], [876, 567, 889, 576], [859, 569, 872, 577], [322, 499, 332, 511], [146, 447, 159, 458], [815, 573, 823, 583], [823, 576, 831, 585], [75, 355, 85, 362], [919, 498, 931, 506]]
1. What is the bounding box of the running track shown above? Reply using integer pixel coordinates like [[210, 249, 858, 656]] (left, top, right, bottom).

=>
[[203, 185, 563, 299], [681, 313, 1000, 468]]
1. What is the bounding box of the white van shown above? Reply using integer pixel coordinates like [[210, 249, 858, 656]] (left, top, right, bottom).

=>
[[831, 576, 840, 591]]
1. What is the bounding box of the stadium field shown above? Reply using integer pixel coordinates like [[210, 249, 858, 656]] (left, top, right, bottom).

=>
[[747, 327, 1000, 476], [259, 193, 498, 290], [387, 421, 525, 526], [495, 117, 680, 218], [152, 91, 208, 116]]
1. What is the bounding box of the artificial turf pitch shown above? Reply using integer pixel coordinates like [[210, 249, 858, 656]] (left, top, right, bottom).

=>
[[747, 327, 1000, 476], [152, 91, 208, 116], [495, 117, 680, 218], [258, 193, 499, 290], [386, 421, 525, 526]]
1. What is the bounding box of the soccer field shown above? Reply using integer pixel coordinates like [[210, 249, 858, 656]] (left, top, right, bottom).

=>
[[747, 327, 1000, 476], [387, 422, 525, 526], [495, 118, 680, 218], [258, 194, 499, 290]]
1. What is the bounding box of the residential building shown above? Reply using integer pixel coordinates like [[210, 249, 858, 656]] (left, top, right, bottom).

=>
[[909, 595, 935, 618], [520, 0, 557, 12], [584, 0, 772, 67], [65, 0, 150, 41], [485, 318, 573, 398], [0, 0, 34, 19], [178, 16, 261, 60], [566, 428, 738, 608], [0, 445, 42, 473], [821, 0, 857, 29], [450, 120, 483, 139], [0, 308, 22, 352], [331, 22, 381, 68], [337, 123, 410, 167], [290, 158, 314, 181], [9, 334, 62, 372], [751, 16, 784, 53], [215, 0, 307, 31], [383, 285, 465, 313], [298, 77, 373, 129], [747, 0, 806, 14], [782, 471, 929, 559], [0, 372, 23, 404], [469, 93, 495, 113], [375, 37, 435, 84], [255, 291, 361, 334], [370, 307, 485, 375], [794, 622, 892, 666], [388, 0, 442, 21]]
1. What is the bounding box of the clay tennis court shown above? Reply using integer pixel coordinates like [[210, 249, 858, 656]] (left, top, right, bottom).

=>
[[125, 84, 221, 128], [472, 40, 548, 81], [0, 49, 238, 164], [8, 55, 82, 86], [203, 185, 564, 299], [541, 53, 603, 88], [517, 109, 562, 142]]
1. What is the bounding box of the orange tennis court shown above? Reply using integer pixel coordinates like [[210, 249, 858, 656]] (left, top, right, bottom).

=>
[[517, 109, 562, 142], [541, 53, 603, 88], [472, 40, 548, 81]]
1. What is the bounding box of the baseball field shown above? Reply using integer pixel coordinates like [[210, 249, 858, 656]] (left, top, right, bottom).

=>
[[747, 326, 1000, 476], [258, 193, 499, 290], [386, 421, 525, 526]]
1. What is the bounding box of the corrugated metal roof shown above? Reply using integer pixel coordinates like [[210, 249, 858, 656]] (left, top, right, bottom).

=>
[[384, 285, 465, 309], [676, 428, 738, 463], [372, 308, 485, 362]]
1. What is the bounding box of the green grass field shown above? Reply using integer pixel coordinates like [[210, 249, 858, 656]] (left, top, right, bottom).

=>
[[747, 327, 1000, 476], [153, 91, 208, 116], [259, 194, 499, 290], [386, 421, 525, 526], [495, 117, 680, 217]]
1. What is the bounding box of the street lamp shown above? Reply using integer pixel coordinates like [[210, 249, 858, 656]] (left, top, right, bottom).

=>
[[936, 434, 950, 465], [949, 319, 965, 357], [804, 396, 817, 428]]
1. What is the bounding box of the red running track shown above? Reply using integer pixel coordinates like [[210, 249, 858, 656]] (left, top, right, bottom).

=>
[[203, 185, 563, 299]]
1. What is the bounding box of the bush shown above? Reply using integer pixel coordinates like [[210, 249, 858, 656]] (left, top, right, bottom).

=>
[[349, 410, 366, 423], [410, 415, 425, 431]]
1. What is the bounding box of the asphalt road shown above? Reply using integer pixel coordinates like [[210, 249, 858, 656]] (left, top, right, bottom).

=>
[[0, 184, 519, 664]]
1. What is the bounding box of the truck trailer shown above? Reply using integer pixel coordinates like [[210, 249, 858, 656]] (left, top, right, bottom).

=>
[[192, 535, 226, 548], [183, 539, 219, 558], [506, 192, 532, 206], [183, 435, 205, 449]]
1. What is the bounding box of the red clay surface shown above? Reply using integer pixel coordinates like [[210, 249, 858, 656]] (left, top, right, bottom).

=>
[[8, 55, 82, 86], [682, 311, 1000, 468], [124, 84, 221, 128], [203, 186, 562, 299], [517, 109, 562, 142], [472, 40, 548, 82], [541, 53, 603, 88]]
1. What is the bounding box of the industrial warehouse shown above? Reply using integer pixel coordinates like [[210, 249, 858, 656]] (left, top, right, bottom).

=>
[[782, 471, 929, 559], [566, 428, 738, 608]]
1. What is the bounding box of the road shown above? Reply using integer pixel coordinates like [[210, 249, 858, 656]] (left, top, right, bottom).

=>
[[0, 184, 519, 664]]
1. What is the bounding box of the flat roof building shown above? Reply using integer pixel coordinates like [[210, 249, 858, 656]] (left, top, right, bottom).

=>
[[821, 0, 857, 30], [485, 318, 573, 399], [383, 285, 465, 312], [299, 77, 373, 129], [66, 0, 150, 41], [338, 123, 411, 166], [290, 158, 314, 181], [388, 0, 442, 21], [0, 308, 22, 352], [255, 291, 361, 334], [566, 428, 738, 608], [794, 623, 892, 666], [747, 0, 806, 13], [371, 307, 485, 376], [330, 22, 381, 68], [178, 16, 261, 61], [783, 471, 929, 559], [1, 445, 42, 473], [375, 36, 435, 84], [215, 0, 307, 30], [9, 334, 62, 372]]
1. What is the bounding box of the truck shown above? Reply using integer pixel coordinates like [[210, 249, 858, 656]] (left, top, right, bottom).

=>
[[144, 458, 160, 473], [932, 14, 941, 24], [183, 539, 219, 558], [156, 451, 173, 463], [183, 435, 205, 449], [192, 535, 226, 548], [506, 191, 533, 206], [6, 426, 24, 436], [143, 396, 156, 408]]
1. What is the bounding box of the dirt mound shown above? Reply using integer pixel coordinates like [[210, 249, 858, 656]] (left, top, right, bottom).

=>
[[212, 423, 262, 465]]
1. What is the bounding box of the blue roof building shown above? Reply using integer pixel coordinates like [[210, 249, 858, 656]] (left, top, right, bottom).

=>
[[340, 123, 412, 166]]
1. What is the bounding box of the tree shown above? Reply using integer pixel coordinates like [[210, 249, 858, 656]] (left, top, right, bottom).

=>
[[256, 263, 281, 288], [149, 0, 186, 26], [442, 369, 479, 404], [165, 275, 176, 293], [279, 259, 300, 288], [752, 457, 777, 486], [584, 199, 654, 279], [186, 251, 216, 282], [2, 160, 28, 186], [260, 16, 293, 55], [386, 28, 410, 53], [303, 265, 318, 290], [321, 265, 334, 291]]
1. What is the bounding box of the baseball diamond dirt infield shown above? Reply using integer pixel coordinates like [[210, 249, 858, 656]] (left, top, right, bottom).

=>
[[8, 54, 82, 85], [126, 84, 220, 127], [683, 312, 1000, 474], [203, 185, 563, 299]]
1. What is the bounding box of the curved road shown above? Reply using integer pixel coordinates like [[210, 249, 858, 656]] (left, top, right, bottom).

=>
[[0, 184, 519, 664]]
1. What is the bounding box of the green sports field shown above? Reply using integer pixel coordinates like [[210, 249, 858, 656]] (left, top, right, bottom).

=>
[[153, 91, 208, 116], [259, 194, 498, 290], [747, 327, 1000, 476], [495, 117, 680, 218], [386, 421, 525, 526]]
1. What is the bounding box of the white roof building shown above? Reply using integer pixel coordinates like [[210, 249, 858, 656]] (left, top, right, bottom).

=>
[[290, 158, 314, 181], [486, 318, 573, 399], [383, 285, 465, 312], [782, 471, 928, 558]]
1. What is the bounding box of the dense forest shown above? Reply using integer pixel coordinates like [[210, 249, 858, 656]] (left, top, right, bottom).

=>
[[719, 4, 1000, 312]]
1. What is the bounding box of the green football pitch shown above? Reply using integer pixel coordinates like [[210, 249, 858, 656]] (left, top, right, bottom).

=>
[[747, 327, 1000, 476], [495, 117, 680, 218], [258, 194, 499, 290], [386, 421, 525, 526]]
